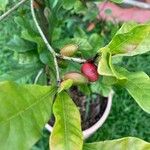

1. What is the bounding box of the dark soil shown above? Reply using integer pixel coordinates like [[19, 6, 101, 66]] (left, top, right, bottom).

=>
[[49, 86, 108, 130]]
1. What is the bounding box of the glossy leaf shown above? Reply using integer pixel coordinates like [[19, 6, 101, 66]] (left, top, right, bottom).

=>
[[89, 33, 103, 58], [98, 48, 127, 81], [7, 35, 36, 52], [13, 51, 39, 65], [90, 79, 111, 97], [105, 24, 150, 56], [18, 23, 56, 83], [83, 137, 150, 150], [116, 22, 138, 34], [0, 64, 42, 83], [50, 91, 83, 150], [116, 67, 150, 113], [98, 48, 150, 113], [21, 30, 45, 53], [98, 49, 114, 77], [0, 81, 56, 150], [63, 0, 76, 10], [111, 0, 123, 3]]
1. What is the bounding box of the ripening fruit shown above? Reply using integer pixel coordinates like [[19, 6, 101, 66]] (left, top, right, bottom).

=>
[[81, 62, 99, 82], [60, 44, 78, 57], [63, 72, 88, 85]]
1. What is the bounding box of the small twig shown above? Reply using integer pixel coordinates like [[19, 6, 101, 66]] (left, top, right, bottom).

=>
[[55, 53, 86, 63], [123, 0, 150, 9], [0, 0, 28, 21], [34, 69, 43, 84], [31, 0, 61, 85]]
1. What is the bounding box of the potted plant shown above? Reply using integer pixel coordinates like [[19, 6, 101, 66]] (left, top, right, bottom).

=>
[[0, 0, 150, 150]]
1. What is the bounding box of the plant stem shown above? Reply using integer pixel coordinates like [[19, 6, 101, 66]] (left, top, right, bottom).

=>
[[0, 0, 28, 21], [34, 69, 43, 84], [31, 0, 86, 85], [31, 0, 86, 84], [31, 0, 61, 85], [55, 53, 86, 63]]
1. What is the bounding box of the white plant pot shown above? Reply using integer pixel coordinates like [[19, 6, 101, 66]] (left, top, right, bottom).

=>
[[45, 91, 113, 139]]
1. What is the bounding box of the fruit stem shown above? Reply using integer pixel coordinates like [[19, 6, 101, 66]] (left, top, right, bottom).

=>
[[56, 53, 86, 63]]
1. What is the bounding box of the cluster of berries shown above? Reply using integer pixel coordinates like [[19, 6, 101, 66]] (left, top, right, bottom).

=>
[[60, 44, 99, 84]]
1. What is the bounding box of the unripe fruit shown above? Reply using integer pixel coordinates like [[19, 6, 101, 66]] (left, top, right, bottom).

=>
[[81, 62, 99, 82], [60, 44, 78, 57], [63, 72, 88, 85]]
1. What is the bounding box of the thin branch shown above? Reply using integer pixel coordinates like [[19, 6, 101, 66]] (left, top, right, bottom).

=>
[[0, 0, 28, 21], [31, 0, 61, 85], [31, 0, 86, 85], [56, 53, 86, 63], [123, 0, 150, 9], [34, 69, 43, 84]]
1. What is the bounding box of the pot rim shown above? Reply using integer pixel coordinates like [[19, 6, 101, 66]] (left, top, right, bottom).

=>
[[45, 90, 113, 139]]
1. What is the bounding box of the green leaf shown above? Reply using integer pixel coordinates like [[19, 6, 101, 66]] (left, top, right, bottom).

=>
[[89, 33, 103, 57], [73, 1, 87, 14], [90, 79, 111, 97], [83, 137, 150, 150], [50, 91, 83, 150], [13, 51, 39, 65], [116, 67, 150, 113], [7, 35, 36, 52], [116, 22, 138, 34], [0, 64, 42, 83], [21, 30, 45, 53], [98, 48, 114, 77], [110, 0, 123, 4], [98, 48, 126, 81], [105, 24, 150, 56], [0, 0, 8, 11], [78, 84, 91, 96], [98, 47, 150, 113], [0, 81, 56, 150], [21, 30, 56, 82], [63, 0, 76, 10], [15, 17, 39, 36]]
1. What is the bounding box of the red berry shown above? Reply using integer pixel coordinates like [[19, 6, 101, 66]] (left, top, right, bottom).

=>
[[81, 62, 99, 82]]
